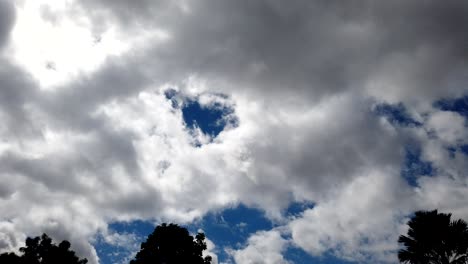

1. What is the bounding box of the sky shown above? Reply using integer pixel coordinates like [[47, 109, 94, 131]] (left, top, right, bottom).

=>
[[0, 0, 468, 263]]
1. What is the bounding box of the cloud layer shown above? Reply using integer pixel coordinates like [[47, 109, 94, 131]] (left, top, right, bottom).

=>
[[0, 0, 467, 263]]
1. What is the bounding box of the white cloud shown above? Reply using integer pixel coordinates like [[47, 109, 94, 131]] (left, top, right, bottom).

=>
[[426, 111, 468, 146], [288, 168, 411, 263], [200, 231, 219, 264], [230, 230, 290, 264], [416, 175, 468, 221], [7, 0, 168, 89]]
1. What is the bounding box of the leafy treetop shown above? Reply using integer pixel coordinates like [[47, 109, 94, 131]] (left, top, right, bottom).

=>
[[0, 233, 88, 264], [398, 210, 468, 264], [130, 223, 212, 264]]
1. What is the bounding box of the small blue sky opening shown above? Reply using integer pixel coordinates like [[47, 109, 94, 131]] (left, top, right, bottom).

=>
[[447, 145, 468, 158], [165, 89, 238, 142], [188, 204, 273, 262], [94, 238, 127, 264], [107, 220, 156, 237], [434, 95, 468, 159], [401, 145, 434, 187], [434, 95, 468, 120], [94, 220, 156, 264], [284, 201, 315, 218], [460, 145, 468, 156], [182, 100, 229, 137], [373, 103, 421, 127]]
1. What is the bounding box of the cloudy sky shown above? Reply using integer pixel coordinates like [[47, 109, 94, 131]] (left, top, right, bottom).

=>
[[1, 0, 468, 263]]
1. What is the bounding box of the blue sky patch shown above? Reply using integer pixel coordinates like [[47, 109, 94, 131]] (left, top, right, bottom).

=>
[[460, 145, 468, 155], [446, 146, 457, 159], [401, 145, 434, 187], [434, 95, 468, 119], [93, 203, 351, 264], [106, 220, 156, 238], [165, 89, 238, 143], [182, 100, 232, 138], [188, 204, 273, 262], [94, 220, 156, 264], [434, 95, 468, 158], [284, 201, 315, 218], [373, 103, 421, 126], [447, 144, 468, 158], [95, 205, 274, 264], [94, 238, 127, 264]]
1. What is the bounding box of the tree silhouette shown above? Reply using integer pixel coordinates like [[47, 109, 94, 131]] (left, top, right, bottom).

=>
[[0, 233, 87, 264], [398, 210, 468, 264], [0, 252, 22, 264], [130, 223, 212, 264]]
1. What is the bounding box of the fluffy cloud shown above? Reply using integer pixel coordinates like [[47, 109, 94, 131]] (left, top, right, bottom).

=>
[[201, 230, 219, 264], [289, 168, 411, 263], [0, 0, 467, 263], [229, 230, 290, 264], [426, 111, 468, 146]]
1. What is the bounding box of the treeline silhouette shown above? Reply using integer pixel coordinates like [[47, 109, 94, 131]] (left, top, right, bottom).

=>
[[0, 233, 88, 264], [0, 223, 211, 264], [1, 211, 467, 264]]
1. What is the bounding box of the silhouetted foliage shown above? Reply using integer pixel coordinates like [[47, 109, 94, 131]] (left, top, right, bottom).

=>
[[0, 233, 87, 264], [398, 210, 468, 264], [0, 252, 22, 264], [130, 223, 212, 264]]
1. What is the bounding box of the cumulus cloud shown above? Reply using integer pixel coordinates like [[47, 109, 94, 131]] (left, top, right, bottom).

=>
[[426, 111, 468, 146], [229, 230, 290, 264], [201, 230, 219, 264], [0, 0, 467, 263], [289, 168, 411, 263]]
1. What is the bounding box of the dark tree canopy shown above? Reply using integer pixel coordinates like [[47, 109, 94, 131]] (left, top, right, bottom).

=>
[[398, 210, 468, 264], [0, 252, 22, 264], [0, 233, 87, 264], [130, 223, 212, 264]]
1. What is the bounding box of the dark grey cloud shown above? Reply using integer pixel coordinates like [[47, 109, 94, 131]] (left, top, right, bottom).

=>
[[1, 152, 91, 193], [0, 62, 41, 138], [40, 58, 150, 127], [0, 0, 15, 50], [74, 0, 468, 102], [0, 61, 142, 178]]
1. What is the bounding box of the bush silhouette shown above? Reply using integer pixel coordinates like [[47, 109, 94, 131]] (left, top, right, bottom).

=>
[[130, 223, 212, 264], [0, 233, 87, 264], [0, 252, 22, 264], [398, 210, 468, 264]]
